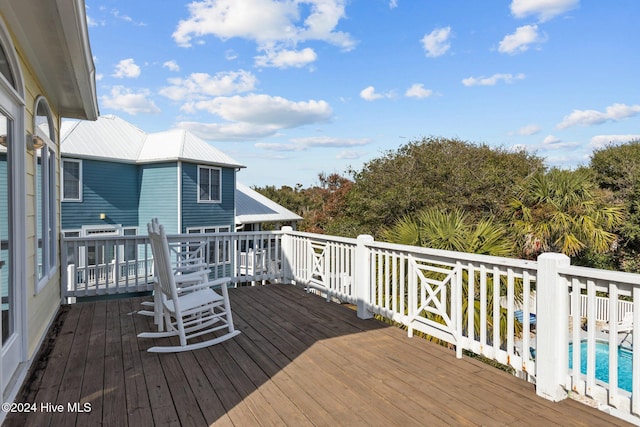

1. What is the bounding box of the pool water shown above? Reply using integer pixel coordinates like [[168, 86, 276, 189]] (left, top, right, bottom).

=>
[[568, 340, 633, 392]]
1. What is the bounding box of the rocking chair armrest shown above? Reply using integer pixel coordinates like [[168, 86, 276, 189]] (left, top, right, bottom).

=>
[[175, 269, 210, 284]]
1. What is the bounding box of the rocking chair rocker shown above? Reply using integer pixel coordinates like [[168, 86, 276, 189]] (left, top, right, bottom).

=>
[[138, 219, 240, 352]]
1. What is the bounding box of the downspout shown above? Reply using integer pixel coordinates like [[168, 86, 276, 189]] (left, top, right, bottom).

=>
[[177, 161, 182, 233]]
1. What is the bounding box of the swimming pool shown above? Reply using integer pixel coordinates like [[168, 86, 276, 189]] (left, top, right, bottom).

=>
[[568, 340, 633, 392]]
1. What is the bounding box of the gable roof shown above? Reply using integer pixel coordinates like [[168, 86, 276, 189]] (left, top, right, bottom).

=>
[[236, 183, 302, 225], [61, 115, 244, 168]]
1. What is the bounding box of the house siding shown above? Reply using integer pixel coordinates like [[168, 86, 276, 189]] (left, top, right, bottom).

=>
[[22, 57, 63, 362], [180, 162, 235, 233], [62, 158, 139, 231], [138, 162, 179, 234]]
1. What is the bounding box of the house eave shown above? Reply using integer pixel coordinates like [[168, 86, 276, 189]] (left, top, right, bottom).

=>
[[1, 0, 99, 120]]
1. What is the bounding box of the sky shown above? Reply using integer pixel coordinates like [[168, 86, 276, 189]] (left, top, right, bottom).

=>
[[84, 0, 640, 188]]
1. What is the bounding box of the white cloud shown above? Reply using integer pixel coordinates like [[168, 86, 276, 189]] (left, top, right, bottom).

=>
[[255, 136, 369, 152], [101, 86, 160, 115], [111, 9, 146, 26], [360, 86, 394, 101], [462, 73, 525, 87], [405, 83, 434, 99], [163, 60, 180, 72], [159, 70, 257, 101], [421, 27, 451, 58], [173, 0, 355, 51], [499, 25, 544, 54], [540, 134, 580, 149], [178, 121, 279, 141], [590, 134, 640, 149], [176, 94, 333, 141], [510, 0, 579, 22], [290, 136, 370, 148], [336, 150, 362, 160], [557, 103, 640, 129], [86, 15, 104, 27], [360, 86, 382, 101], [542, 135, 561, 145], [389, 0, 398, 9], [514, 124, 541, 135], [187, 94, 332, 128], [112, 58, 141, 78], [255, 47, 318, 68]]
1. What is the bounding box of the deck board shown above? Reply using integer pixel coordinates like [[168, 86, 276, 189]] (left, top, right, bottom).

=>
[[5, 284, 632, 427]]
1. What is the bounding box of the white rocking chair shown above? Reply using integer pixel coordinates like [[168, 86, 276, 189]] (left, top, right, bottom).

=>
[[138, 219, 210, 331], [138, 219, 240, 352]]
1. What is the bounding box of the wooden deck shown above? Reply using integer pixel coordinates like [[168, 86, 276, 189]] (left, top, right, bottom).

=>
[[5, 284, 630, 426]]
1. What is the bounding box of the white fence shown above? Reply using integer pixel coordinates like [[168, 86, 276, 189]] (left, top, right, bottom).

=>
[[61, 231, 285, 297], [571, 294, 634, 322], [62, 227, 639, 424]]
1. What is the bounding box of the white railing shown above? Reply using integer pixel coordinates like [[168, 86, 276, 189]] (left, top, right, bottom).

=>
[[61, 227, 638, 424], [560, 265, 639, 419], [571, 294, 634, 322], [61, 231, 285, 297]]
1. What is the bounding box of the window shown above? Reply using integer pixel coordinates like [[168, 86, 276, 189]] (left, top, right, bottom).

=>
[[62, 159, 81, 201], [34, 97, 57, 289], [198, 166, 221, 203]]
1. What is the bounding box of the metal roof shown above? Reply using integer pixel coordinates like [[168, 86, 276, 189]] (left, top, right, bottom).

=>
[[236, 183, 302, 225], [61, 115, 245, 168]]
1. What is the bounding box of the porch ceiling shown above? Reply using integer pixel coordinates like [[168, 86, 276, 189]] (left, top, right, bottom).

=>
[[1, 0, 98, 120]]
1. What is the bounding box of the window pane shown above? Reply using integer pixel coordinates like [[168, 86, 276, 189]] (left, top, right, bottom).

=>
[[48, 148, 56, 267], [36, 149, 43, 280], [0, 43, 14, 88], [63, 161, 79, 200], [199, 168, 210, 201], [212, 169, 220, 201]]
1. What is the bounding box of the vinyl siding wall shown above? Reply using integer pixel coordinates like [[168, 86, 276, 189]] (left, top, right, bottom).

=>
[[61, 159, 139, 231], [19, 47, 63, 359], [138, 162, 179, 234], [180, 162, 235, 233]]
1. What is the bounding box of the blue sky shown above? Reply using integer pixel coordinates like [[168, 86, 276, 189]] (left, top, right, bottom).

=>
[[85, 0, 640, 187]]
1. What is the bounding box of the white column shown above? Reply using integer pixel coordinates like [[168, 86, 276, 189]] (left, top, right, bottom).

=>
[[355, 234, 374, 319], [536, 252, 571, 402], [280, 226, 293, 284]]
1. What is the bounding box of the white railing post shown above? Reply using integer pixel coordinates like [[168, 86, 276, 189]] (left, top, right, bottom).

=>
[[355, 234, 374, 319], [280, 226, 294, 284], [536, 252, 571, 402]]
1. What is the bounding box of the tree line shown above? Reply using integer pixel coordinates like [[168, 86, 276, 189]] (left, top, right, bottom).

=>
[[255, 136, 640, 272]]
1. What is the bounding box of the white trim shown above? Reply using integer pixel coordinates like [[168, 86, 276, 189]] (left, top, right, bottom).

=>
[[197, 165, 221, 203], [0, 13, 27, 406], [33, 96, 58, 294], [61, 158, 82, 202], [177, 161, 182, 232]]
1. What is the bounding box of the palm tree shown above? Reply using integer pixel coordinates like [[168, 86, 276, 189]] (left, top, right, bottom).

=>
[[381, 208, 513, 256], [508, 168, 623, 259]]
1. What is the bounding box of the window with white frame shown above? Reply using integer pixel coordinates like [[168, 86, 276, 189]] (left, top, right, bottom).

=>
[[62, 158, 81, 201], [186, 226, 231, 264], [198, 166, 221, 203], [34, 97, 57, 290]]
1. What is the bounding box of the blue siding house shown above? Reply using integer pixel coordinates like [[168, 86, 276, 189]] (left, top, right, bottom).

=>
[[60, 115, 246, 238], [60, 115, 301, 242]]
